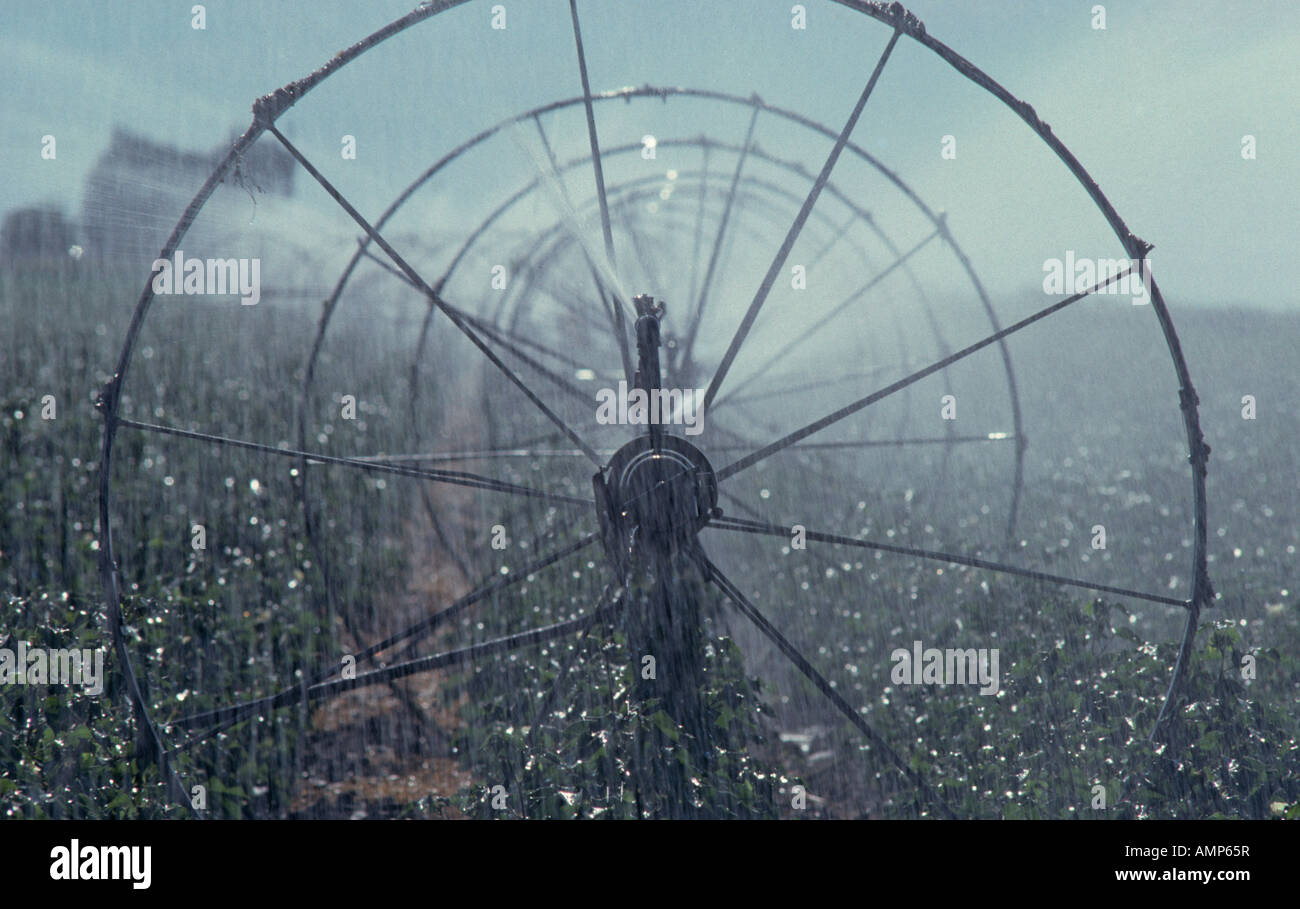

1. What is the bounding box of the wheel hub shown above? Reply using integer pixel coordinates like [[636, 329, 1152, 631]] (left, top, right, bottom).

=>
[[596, 434, 718, 553], [593, 294, 718, 571]]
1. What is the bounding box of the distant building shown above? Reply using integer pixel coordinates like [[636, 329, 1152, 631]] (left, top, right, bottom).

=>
[[2, 124, 449, 310], [0, 206, 76, 266], [80, 126, 294, 272]]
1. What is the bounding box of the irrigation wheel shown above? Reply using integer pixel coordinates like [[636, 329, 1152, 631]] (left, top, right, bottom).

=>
[[98, 0, 1211, 819]]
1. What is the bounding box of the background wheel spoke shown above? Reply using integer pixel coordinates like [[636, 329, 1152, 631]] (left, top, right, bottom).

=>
[[716, 264, 1135, 481], [707, 514, 1189, 608], [117, 417, 590, 506], [696, 551, 956, 818], [703, 30, 901, 410]]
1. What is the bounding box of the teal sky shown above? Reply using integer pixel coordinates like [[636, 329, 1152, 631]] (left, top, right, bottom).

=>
[[2, 0, 1297, 310]]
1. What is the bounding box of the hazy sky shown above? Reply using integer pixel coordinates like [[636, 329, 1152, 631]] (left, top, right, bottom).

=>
[[2, 0, 1297, 310]]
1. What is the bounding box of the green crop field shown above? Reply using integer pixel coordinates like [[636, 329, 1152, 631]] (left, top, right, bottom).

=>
[[2, 258, 1296, 820]]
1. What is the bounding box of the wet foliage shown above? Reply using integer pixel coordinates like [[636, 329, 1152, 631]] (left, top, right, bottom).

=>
[[2, 263, 1297, 820]]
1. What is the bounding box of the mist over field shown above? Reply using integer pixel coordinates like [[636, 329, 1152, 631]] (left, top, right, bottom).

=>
[[0, 0, 1295, 838]]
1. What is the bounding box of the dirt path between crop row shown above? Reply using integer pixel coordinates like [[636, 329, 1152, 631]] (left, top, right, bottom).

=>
[[285, 375, 880, 818], [289, 385, 487, 819]]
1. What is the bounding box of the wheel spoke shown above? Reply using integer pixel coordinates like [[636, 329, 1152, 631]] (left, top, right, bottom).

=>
[[685, 143, 710, 339], [525, 273, 628, 369], [712, 226, 939, 409], [534, 112, 635, 384], [717, 487, 766, 521], [367, 235, 615, 385], [721, 365, 895, 406], [706, 419, 857, 496], [368, 246, 615, 397], [479, 318, 612, 378], [568, 0, 634, 384], [173, 582, 624, 735], [356, 241, 419, 289], [617, 201, 670, 295], [342, 434, 1011, 464], [679, 103, 761, 373], [598, 283, 635, 386], [567, 1, 615, 267], [169, 534, 602, 737], [706, 433, 1016, 453], [348, 447, 617, 463], [166, 533, 598, 749], [780, 433, 1015, 450], [469, 315, 610, 410], [807, 210, 856, 270], [703, 30, 901, 411], [521, 251, 633, 350], [707, 514, 1190, 608], [715, 264, 1135, 482], [117, 417, 590, 507], [693, 550, 956, 818], [266, 123, 603, 467]]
